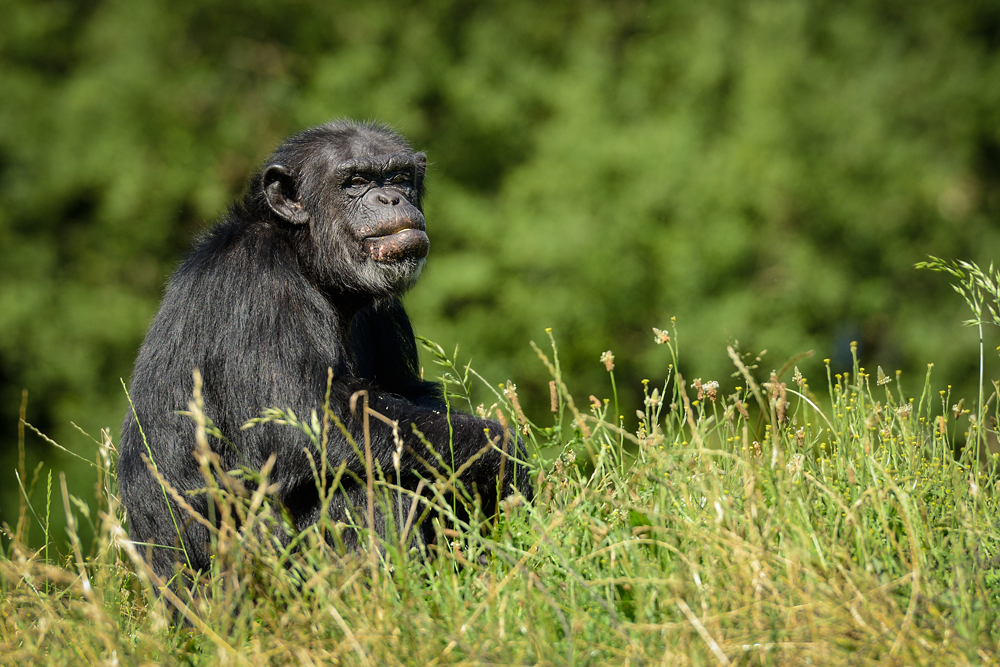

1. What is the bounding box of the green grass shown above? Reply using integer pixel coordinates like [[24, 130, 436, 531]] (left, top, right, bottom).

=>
[[3, 313, 1000, 665]]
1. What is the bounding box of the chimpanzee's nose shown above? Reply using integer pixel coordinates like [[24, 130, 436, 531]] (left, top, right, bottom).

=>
[[377, 191, 400, 206]]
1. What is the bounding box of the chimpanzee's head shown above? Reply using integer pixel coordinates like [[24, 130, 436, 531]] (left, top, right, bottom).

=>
[[259, 120, 429, 298]]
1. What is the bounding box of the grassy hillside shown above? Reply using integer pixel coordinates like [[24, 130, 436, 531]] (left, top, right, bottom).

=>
[[3, 265, 1000, 665]]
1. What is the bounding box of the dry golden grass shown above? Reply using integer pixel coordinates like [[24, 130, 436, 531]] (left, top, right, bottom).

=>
[[2, 319, 999, 666]]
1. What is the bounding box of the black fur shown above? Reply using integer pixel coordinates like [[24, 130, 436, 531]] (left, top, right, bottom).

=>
[[118, 120, 531, 584]]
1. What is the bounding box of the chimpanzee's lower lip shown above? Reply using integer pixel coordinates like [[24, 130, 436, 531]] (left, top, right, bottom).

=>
[[363, 229, 429, 262]]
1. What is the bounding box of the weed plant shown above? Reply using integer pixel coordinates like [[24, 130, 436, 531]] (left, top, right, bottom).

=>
[[2, 270, 1000, 665]]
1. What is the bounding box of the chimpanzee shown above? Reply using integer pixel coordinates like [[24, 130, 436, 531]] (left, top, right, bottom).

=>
[[117, 120, 532, 585]]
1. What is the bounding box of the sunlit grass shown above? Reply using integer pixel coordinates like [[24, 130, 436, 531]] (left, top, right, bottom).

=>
[[3, 292, 1000, 665]]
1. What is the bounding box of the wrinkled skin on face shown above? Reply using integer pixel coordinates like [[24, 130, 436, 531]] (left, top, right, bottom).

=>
[[336, 153, 430, 264]]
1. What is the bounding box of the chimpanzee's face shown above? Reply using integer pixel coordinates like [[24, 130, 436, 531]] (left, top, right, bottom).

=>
[[330, 151, 429, 264], [261, 124, 430, 296]]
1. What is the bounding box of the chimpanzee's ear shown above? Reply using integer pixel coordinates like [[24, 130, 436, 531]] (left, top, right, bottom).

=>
[[263, 164, 310, 225]]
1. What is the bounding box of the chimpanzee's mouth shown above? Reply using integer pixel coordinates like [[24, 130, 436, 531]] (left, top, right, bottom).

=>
[[363, 228, 429, 262]]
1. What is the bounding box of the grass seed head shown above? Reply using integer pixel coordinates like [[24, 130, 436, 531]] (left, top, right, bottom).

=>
[[600, 350, 615, 371]]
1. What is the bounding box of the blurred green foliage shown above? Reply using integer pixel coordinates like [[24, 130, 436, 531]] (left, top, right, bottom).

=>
[[2, 0, 1000, 537]]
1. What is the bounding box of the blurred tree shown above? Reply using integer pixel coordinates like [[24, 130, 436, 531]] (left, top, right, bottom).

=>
[[2, 0, 999, 544]]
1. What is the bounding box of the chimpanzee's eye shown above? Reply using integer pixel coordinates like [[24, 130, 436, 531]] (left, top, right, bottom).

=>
[[389, 172, 411, 184], [350, 175, 368, 187]]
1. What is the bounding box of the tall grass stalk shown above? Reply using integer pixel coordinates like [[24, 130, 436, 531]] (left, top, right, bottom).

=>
[[917, 256, 1000, 461]]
